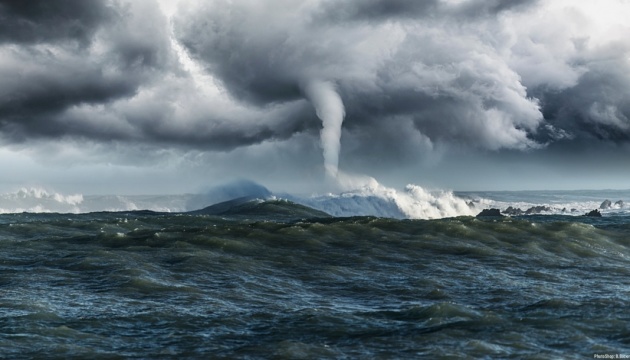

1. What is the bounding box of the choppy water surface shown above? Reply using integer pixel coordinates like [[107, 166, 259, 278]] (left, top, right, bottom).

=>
[[2, 209, 630, 358]]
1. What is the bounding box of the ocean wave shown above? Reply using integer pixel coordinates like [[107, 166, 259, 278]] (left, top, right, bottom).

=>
[[0, 187, 84, 214], [291, 185, 474, 219], [2, 208, 630, 358], [471, 199, 629, 217], [286, 173, 475, 219], [1, 182, 628, 220], [0, 188, 189, 214]]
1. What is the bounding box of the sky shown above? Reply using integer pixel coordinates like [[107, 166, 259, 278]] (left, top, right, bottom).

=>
[[0, 0, 629, 195]]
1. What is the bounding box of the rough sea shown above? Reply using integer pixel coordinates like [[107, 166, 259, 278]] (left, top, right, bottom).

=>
[[2, 186, 630, 358]]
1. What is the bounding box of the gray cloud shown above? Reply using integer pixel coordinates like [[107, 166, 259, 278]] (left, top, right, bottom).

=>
[[174, 0, 630, 172], [1, 0, 630, 190], [534, 60, 630, 144], [0, 0, 115, 45], [0, 0, 322, 152], [0, 0, 177, 142], [315, 0, 539, 23], [314, 0, 441, 22], [175, 0, 543, 159]]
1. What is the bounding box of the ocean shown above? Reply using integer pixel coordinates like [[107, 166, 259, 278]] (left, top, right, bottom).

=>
[[1, 187, 630, 358]]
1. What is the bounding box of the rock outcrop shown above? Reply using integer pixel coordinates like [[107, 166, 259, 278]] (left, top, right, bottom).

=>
[[476, 208, 503, 217], [524, 206, 551, 214], [503, 206, 523, 216], [584, 209, 602, 217]]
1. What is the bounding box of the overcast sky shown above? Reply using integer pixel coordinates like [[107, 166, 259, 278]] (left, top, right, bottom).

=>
[[1, 0, 629, 194]]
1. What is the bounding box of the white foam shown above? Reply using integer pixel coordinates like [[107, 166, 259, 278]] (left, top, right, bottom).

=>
[[1, 183, 625, 219], [0, 187, 84, 214], [459, 190, 630, 217], [292, 173, 476, 219], [0, 188, 188, 214], [480, 199, 617, 216]]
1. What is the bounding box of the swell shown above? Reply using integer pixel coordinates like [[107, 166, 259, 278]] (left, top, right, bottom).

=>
[[2, 213, 629, 259], [2, 213, 630, 357]]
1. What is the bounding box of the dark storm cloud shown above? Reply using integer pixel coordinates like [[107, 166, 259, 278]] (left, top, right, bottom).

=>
[[0, 0, 171, 110], [534, 60, 630, 143], [450, 0, 540, 18], [0, 49, 137, 118], [174, 3, 305, 105], [1, 0, 630, 174], [315, 0, 441, 22], [175, 0, 543, 158], [173, 0, 630, 169], [316, 0, 538, 22], [111, 97, 318, 150], [0, 0, 115, 45], [0, 0, 319, 151], [0, 0, 141, 142]]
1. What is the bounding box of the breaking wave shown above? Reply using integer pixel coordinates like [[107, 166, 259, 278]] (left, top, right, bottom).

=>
[[0, 179, 477, 219], [0, 188, 190, 214], [289, 178, 475, 219], [463, 189, 630, 217], [1, 182, 628, 220], [0, 188, 84, 214]]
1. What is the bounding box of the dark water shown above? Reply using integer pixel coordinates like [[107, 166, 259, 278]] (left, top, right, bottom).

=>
[[2, 209, 630, 358]]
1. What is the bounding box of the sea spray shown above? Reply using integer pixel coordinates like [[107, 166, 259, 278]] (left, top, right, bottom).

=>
[[293, 172, 477, 219], [0, 188, 190, 214], [301, 80, 345, 179], [2, 185, 628, 220], [299, 80, 472, 218], [0, 187, 84, 213]]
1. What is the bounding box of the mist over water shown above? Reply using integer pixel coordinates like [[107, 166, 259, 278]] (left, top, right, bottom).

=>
[[290, 172, 477, 219], [1, 183, 629, 219]]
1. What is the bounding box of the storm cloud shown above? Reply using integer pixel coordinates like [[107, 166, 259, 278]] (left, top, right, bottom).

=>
[[1, 0, 629, 191], [0, 0, 114, 45], [174, 0, 542, 156], [0, 0, 312, 150], [0, 0, 174, 141], [174, 0, 630, 161]]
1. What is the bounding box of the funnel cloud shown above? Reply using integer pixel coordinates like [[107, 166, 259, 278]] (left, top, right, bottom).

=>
[[302, 80, 346, 178]]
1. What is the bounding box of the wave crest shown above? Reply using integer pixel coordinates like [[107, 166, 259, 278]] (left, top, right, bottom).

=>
[[292, 174, 476, 219], [1, 187, 84, 213]]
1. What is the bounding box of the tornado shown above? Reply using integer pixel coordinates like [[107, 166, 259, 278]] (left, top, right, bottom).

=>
[[302, 80, 345, 179]]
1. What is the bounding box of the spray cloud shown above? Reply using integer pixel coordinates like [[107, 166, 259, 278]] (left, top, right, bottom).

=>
[[302, 80, 346, 179]]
